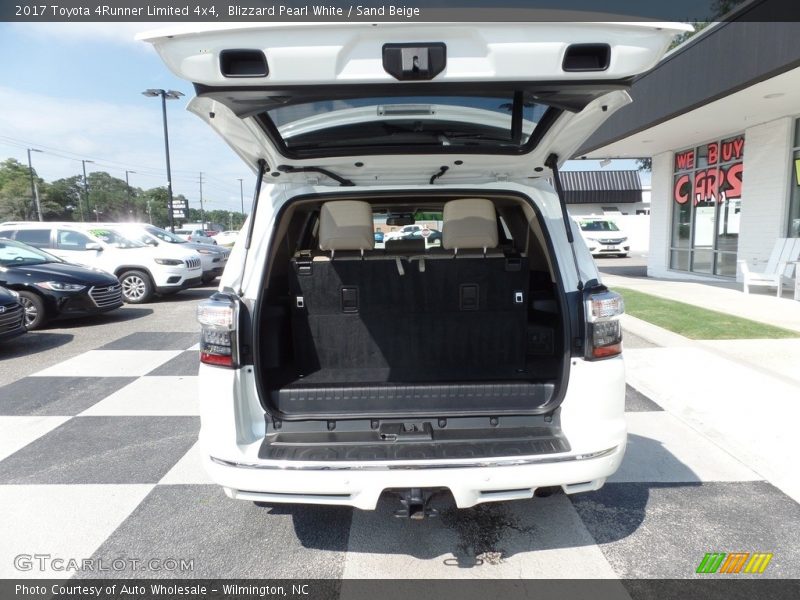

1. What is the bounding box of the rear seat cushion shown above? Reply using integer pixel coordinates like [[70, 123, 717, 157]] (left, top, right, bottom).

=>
[[319, 200, 375, 252], [442, 198, 498, 251]]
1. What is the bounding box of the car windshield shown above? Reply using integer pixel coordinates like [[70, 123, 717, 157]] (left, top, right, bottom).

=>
[[580, 220, 620, 232], [262, 94, 550, 156], [86, 228, 146, 249], [145, 226, 186, 244], [0, 239, 61, 266]]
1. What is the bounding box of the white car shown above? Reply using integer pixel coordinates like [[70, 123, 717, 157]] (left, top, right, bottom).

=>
[[143, 21, 687, 515], [0, 222, 203, 303], [213, 230, 240, 248], [173, 228, 217, 245], [575, 217, 630, 258], [108, 223, 229, 284], [383, 224, 421, 242]]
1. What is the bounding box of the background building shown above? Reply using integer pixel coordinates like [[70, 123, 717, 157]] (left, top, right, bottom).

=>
[[580, 8, 800, 281]]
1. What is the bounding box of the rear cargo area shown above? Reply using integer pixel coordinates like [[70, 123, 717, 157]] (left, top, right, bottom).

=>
[[255, 193, 567, 419]]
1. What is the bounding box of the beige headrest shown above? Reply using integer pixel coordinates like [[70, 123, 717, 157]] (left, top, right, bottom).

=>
[[319, 201, 375, 252], [442, 198, 498, 250]]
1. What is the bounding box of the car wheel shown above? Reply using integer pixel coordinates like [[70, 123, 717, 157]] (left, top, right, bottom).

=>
[[17, 291, 47, 329], [201, 274, 217, 284], [618, 253, 628, 258], [119, 270, 154, 304]]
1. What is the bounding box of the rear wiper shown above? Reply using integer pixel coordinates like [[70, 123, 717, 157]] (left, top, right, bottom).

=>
[[277, 165, 355, 187]]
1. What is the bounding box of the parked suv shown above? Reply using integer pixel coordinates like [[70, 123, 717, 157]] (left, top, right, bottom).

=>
[[103, 223, 230, 284], [143, 21, 686, 514], [0, 222, 203, 303]]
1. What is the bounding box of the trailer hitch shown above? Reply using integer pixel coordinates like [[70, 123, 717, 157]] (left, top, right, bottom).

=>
[[394, 488, 439, 519]]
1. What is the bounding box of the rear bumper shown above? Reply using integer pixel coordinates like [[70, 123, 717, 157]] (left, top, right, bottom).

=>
[[197, 356, 627, 509], [205, 442, 625, 509]]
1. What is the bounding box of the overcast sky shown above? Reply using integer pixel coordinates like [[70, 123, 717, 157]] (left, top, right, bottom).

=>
[[0, 22, 647, 216]]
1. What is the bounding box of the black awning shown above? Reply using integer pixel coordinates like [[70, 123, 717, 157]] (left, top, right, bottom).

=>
[[559, 169, 642, 204]]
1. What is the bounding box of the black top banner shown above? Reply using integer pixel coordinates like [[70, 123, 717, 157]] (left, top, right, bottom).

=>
[[2, 0, 800, 22]]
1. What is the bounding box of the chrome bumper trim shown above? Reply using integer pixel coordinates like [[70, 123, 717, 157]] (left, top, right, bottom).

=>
[[209, 446, 618, 472]]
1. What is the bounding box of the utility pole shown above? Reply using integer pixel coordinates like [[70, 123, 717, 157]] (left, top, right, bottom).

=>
[[237, 178, 244, 215], [81, 159, 94, 222], [125, 170, 136, 220], [26, 148, 43, 221], [199, 172, 205, 227], [142, 88, 184, 232]]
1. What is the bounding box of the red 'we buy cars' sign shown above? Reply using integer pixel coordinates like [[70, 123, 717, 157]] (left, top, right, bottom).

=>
[[673, 136, 744, 205]]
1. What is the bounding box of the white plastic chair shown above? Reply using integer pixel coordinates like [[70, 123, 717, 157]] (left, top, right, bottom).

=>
[[738, 238, 800, 297]]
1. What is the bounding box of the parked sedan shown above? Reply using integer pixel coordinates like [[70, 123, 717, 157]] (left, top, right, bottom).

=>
[[0, 286, 26, 341], [0, 238, 123, 329]]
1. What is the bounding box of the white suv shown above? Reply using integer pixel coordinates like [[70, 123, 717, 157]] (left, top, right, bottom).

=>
[[0, 222, 203, 303], [107, 223, 230, 284], [143, 21, 686, 515]]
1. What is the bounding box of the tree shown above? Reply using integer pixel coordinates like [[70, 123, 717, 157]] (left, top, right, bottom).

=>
[[636, 158, 652, 172], [0, 158, 41, 221], [46, 176, 83, 220], [668, 1, 745, 49]]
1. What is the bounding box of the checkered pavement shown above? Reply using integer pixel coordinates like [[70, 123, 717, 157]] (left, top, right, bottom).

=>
[[1, 332, 798, 580]]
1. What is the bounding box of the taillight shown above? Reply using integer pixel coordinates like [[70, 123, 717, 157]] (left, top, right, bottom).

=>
[[585, 289, 624, 360], [197, 293, 239, 368]]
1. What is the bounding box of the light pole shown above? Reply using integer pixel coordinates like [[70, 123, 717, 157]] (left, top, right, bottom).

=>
[[26, 148, 43, 221], [81, 159, 94, 222], [142, 88, 184, 232], [199, 172, 205, 227], [125, 170, 136, 220], [237, 178, 244, 215]]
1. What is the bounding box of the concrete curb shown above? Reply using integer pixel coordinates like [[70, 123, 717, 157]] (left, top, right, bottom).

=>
[[620, 314, 694, 349]]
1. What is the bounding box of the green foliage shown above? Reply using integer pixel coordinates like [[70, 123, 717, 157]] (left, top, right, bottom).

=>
[[0, 158, 247, 229], [668, 1, 746, 50]]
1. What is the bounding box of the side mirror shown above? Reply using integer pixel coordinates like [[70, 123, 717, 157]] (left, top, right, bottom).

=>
[[85, 242, 102, 251]]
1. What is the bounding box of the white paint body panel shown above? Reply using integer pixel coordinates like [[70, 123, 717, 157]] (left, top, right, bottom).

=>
[[141, 22, 688, 182], [139, 21, 687, 508]]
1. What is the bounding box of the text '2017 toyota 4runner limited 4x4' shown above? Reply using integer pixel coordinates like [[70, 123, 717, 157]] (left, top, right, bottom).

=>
[[142, 21, 689, 516]]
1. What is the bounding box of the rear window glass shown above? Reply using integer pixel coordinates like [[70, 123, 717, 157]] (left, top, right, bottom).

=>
[[262, 95, 551, 156], [373, 212, 443, 249]]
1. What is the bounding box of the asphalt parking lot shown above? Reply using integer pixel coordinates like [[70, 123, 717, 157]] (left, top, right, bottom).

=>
[[1, 269, 798, 580]]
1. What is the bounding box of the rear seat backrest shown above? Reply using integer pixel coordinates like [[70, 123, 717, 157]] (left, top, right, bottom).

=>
[[318, 200, 374, 254], [288, 197, 530, 378], [442, 198, 498, 253]]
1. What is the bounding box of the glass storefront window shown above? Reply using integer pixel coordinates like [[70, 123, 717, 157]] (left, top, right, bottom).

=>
[[788, 120, 800, 238], [669, 134, 744, 276]]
